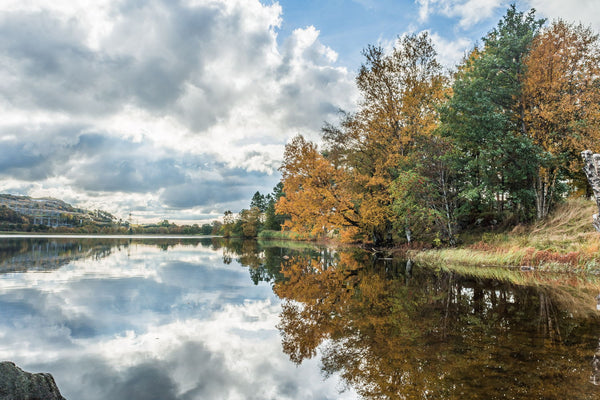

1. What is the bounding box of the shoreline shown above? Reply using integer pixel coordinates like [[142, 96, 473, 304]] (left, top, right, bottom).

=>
[[0, 233, 220, 239], [408, 248, 599, 274]]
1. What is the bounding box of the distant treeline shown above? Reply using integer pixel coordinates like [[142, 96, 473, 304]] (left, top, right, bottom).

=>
[[221, 182, 290, 239], [225, 5, 600, 246]]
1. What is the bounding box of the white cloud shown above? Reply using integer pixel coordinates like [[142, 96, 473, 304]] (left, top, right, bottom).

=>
[[0, 243, 357, 399], [415, 0, 505, 28], [526, 0, 600, 31], [417, 0, 600, 31], [0, 0, 357, 221], [429, 32, 473, 69], [416, 0, 431, 22], [448, 0, 505, 28]]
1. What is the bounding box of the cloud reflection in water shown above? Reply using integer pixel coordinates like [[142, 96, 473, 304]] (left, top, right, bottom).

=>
[[0, 241, 355, 400]]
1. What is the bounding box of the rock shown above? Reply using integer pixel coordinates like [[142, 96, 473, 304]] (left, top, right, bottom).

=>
[[581, 150, 600, 232], [0, 361, 66, 400]]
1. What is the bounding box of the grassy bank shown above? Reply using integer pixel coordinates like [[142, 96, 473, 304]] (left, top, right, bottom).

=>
[[257, 230, 306, 240], [412, 198, 600, 273]]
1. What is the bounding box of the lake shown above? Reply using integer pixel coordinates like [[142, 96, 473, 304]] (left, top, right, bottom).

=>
[[0, 236, 600, 399]]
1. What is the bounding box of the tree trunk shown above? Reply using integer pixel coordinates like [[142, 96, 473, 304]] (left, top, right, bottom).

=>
[[581, 150, 600, 232], [534, 167, 557, 220]]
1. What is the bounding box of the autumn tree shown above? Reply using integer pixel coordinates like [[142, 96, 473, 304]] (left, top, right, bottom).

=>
[[277, 33, 448, 245], [320, 32, 448, 244], [523, 20, 600, 218], [276, 135, 359, 237], [240, 207, 262, 238], [221, 210, 234, 237]]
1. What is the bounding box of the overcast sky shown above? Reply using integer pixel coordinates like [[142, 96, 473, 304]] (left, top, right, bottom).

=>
[[1, 0, 599, 224]]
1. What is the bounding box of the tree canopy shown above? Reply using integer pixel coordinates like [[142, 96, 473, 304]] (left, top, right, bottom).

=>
[[231, 5, 600, 246]]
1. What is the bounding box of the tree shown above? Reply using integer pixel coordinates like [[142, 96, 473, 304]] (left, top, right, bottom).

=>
[[200, 223, 213, 235], [276, 135, 359, 238], [276, 33, 448, 244], [264, 182, 288, 230], [523, 20, 600, 218], [222, 210, 235, 237], [240, 207, 262, 238], [440, 5, 544, 222], [211, 220, 223, 235], [0, 206, 28, 224], [320, 32, 448, 244], [250, 191, 267, 212], [355, 32, 447, 243]]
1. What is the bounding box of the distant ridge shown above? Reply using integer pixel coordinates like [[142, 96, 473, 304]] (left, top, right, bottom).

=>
[[0, 193, 84, 213], [0, 193, 114, 227]]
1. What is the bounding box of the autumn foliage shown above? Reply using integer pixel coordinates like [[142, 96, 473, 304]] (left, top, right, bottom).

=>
[[274, 6, 600, 246], [523, 20, 600, 217], [277, 32, 449, 245]]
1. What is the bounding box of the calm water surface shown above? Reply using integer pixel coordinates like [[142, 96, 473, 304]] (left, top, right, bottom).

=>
[[1, 237, 600, 399]]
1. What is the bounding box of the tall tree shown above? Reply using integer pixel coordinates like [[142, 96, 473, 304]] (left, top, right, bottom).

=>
[[440, 5, 544, 221], [390, 135, 460, 244], [222, 210, 235, 237], [322, 32, 448, 244], [276, 135, 359, 237], [523, 20, 600, 218], [250, 191, 267, 212], [264, 182, 288, 230]]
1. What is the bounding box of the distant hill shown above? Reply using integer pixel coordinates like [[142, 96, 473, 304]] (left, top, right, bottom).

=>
[[0, 194, 115, 228], [0, 193, 214, 235], [0, 194, 84, 212]]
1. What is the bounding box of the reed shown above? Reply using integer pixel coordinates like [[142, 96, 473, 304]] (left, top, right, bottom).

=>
[[413, 198, 600, 273]]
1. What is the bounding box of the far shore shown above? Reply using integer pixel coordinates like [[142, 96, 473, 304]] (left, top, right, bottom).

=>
[[0, 233, 221, 239], [3, 198, 600, 277]]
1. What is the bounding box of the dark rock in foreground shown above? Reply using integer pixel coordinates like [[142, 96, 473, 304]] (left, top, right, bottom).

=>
[[0, 361, 66, 400]]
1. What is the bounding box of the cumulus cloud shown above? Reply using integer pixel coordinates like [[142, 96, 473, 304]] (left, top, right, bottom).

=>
[[413, 0, 600, 71], [0, 0, 356, 221], [429, 32, 473, 69], [415, 0, 506, 27], [525, 0, 600, 31], [417, 0, 600, 33]]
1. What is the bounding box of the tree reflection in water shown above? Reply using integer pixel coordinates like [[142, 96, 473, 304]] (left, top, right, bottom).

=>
[[4, 237, 600, 399], [0, 237, 215, 273], [224, 240, 600, 399]]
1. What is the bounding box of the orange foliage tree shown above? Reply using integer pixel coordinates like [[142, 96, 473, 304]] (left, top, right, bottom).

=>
[[346, 32, 447, 244], [279, 33, 448, 245], [523, 20, 600, 218], [276, 135, 359, 238]]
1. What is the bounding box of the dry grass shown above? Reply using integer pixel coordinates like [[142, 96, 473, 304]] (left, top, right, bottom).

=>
[[414, 198, 600, 273], [526, 197, 599, 250]]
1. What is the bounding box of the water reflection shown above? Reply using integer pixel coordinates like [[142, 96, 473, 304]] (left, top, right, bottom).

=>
[[266, 251, 600, 399], [202, 242, 600, 399], [0, 236, 227, 273], [0, 237, 355, 400], [1, 237, 600, 399], [219, 240, 600, 399]]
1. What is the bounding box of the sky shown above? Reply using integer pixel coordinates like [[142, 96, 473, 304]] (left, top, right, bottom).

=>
[[1, 0, 599, 224]]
